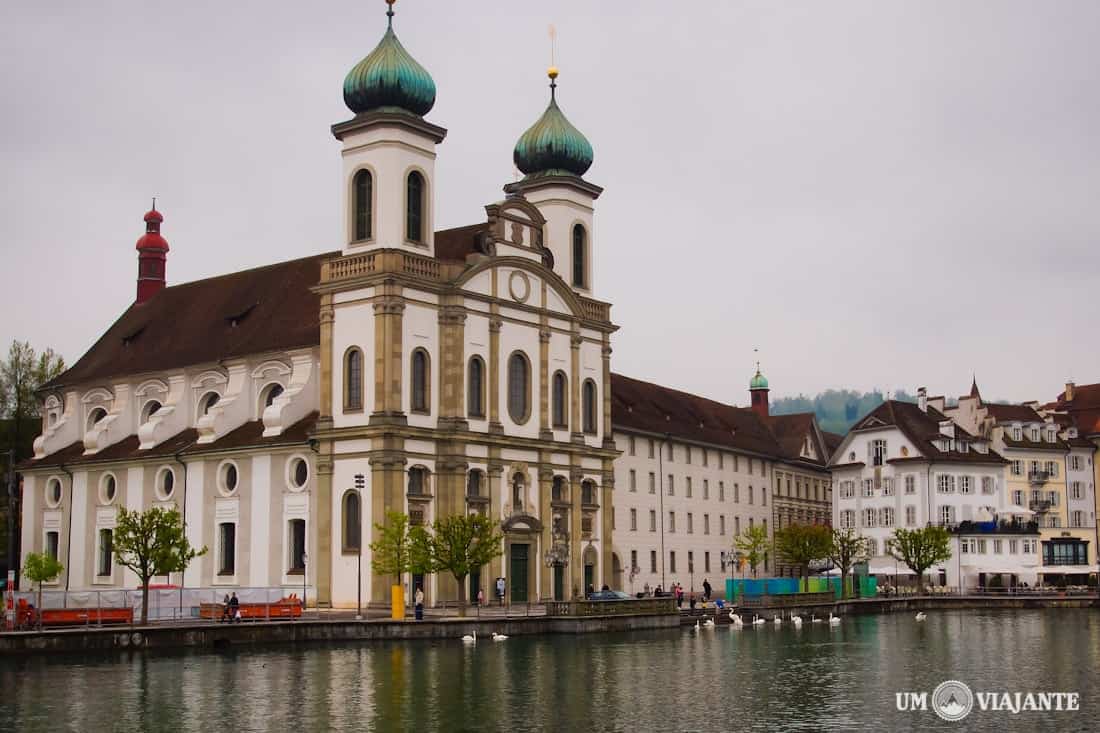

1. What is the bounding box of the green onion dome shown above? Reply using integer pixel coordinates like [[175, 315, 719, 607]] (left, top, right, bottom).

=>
[[750, 368, 769, 390], [343, 3, 436, 117], [513, 70, 593, 178]]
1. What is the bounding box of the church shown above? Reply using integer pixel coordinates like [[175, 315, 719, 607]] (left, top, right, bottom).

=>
[[18, 3, 830, 608]]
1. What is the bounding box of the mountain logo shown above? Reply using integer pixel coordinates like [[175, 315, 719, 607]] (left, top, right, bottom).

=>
[[932, 680, 974, 722]]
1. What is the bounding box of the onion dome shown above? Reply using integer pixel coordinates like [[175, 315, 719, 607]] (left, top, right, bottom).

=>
[[750, 365, 768, 390], [513, 68, 593, 179], [343, 1, 436, 117], [136, 202, 168, 252]]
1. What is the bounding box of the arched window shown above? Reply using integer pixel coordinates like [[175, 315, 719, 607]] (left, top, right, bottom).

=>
[[552, 371, 568, 428], [572, 224, 587, 288], [582, 379, 597, 434], [411, 349, 430, 413], [353, 169, 372, 241], [199, 392, 220, 417], [87, 407, 107, 432], [507, 352, 530, 423], [467, 470, 483, 498], [467, 356, 485, 418], [262, 383, 284, 410], [552, 476, 566, 503], [344, 348, 363, 411], [140, 400, 161, 423], [582, 479, 597, 506], [406, 171, 424, 243], [342, 491, 361, 552], [408, 466, 428, 495]]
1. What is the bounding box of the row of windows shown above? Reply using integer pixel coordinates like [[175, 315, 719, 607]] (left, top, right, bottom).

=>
[[344, 347, 599, 431], [83, 383, 284, 436], [960, 538, 1037, 555], [624, 436, 769, 477], [1009, 425, 1058, 443], [774, 472, 832, 502], [1009, 460, 1061, 478], [627, 549, 743, 576], [624, 470, 771, 506], [627, 508, 762, 537], [215, 519, 306, 577]]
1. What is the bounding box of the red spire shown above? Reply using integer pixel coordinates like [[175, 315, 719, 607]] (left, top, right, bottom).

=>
[[136, 200, 169, 304]]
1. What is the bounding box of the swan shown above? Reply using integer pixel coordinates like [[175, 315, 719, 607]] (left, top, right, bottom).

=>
[[752, 615, 765, 626], [915, 612, 927, 622], [729, 612, 744, 628], [691, 619, 701, 632], [461, 631, 477, 643], [703, 618, 716, 628], [811, 614, 823, 624], [773, 615, 782, 626], [491, 632, 509, 640], [791, 615, 803, 628], [828, 613, 840, 626]]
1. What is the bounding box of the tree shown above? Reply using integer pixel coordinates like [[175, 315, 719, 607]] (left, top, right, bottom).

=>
[[113, 507, 205, 625], [369, 511, 431, 615], [827, 528, 870, 599], [774, 524, 832, 591], [735, 525, 769, 578], [421, 513, 503, 617], [22, 551, 64, 627], [888, 526, 953, 589]]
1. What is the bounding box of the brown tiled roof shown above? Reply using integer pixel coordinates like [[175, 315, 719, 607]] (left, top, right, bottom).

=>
[[764, 413, 827, 468], [822, 431, 845, 453], [851, 400, 1006, 465], [984, 403, 1043, 423], [1052, 382, 1100, 409], [42, 252, 337, 391], [20, 414, 317, 471], [610, 373, 782, 457], [999, 435, 1069, 452], [434, 223, 488, 262]]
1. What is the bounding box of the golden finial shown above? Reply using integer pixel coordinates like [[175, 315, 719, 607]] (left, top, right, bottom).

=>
[[548, 24, 558, 80]]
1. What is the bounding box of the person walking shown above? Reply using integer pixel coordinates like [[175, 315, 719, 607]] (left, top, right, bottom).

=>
[[228, 592, 240, 623], [477, 588, 485, 607], [643, 582, 651, 597], [220, 593, 231, 623], [703, 578, 712, 601], [414, 586, 425, 621], [676, 584, 684, 609]]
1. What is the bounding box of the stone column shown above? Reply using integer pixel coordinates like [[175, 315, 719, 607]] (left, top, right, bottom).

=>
[[437, 303, 467, 430], [570, 467, 584, 598], [368, 441, 406, 605], [488, 313, 503, 434], [601, 460, 614, 590], [486, 456, 504, 591], [315, 445, 334, 606], [601, 339, 615, 449], [371, 287, 406, 424], [538, 325, 552, 441], [538, 463, 553, 600]]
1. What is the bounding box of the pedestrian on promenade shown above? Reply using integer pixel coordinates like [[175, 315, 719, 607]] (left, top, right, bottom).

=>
[[220, 593, 231, 623], [644, 582, 651, 597], [676, 584, 683, 608], [703, 578, 712, 601], [228, 592, 240, 623], [496, 577, 506, 607], [414, 586, 425, 621], [477, 588, 485, 607]]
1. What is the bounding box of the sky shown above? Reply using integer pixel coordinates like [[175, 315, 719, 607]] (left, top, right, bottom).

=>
[[2, 0, 1098, 408]]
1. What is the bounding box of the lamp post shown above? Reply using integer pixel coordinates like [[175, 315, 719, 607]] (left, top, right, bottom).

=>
[[301, 551, 309, 614], [354, 474, 365, 620]]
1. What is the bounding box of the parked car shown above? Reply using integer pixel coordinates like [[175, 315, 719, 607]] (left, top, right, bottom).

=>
[[588, 590, 632, 601]]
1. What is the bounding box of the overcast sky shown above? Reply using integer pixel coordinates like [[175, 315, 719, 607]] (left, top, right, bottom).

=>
[[2, 0, 1098, 407]]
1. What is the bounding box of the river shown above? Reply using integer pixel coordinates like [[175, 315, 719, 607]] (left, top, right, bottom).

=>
[[2, 609, 1097, 732]]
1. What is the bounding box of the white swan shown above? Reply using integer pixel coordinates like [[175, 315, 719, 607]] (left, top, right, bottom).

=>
[[915, 612, 927, 622], [491, 632, 509, 640], [828, 613, 840, 626], [703, 617, 716, 627], [461, 631, 477, 643], [773, 615, 782, 626], [691, 619, 701, 632], [729, 612, 744, 628], [791, 615, 803, 628], [811, 614, 823, 624], [752, 615, 765, 626]]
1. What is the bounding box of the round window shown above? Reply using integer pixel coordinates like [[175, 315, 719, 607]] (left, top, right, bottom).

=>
[[157, 467, 175, 500], [47, 478, 63, 507], [220, 462, 239, 494], [290, 457, 309, 489], [101, 474, 117, 504]]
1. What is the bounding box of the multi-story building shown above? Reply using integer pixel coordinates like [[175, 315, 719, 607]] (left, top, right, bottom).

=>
[[831, 392, 1039, 589], [19, 4, 618, 607], [947, 381, 1095, 584], [610, 374, 782, 596]]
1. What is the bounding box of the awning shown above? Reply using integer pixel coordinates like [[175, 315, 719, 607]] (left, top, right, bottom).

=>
[[1002, 505, 1034, 516], [1038, 565, 1098, 575]]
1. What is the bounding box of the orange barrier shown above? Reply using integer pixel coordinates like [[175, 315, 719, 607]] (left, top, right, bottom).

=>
[[16, 599, 133, 628], [198, 595, 303, 621]]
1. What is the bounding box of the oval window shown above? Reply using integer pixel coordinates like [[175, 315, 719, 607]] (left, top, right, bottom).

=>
[[223, 463, 238, 493], [291, 458, 309, 489]]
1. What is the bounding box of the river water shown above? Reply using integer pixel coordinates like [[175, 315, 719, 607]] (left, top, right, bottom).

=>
[[1, 609, 1098, 732]]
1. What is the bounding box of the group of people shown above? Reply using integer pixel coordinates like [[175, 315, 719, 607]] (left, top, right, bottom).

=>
[[219, 592, 241, 623], [642, 579, 714, 608]]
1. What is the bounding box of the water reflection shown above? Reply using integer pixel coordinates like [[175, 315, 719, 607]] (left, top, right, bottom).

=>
[[1, 610, 1097, 732]]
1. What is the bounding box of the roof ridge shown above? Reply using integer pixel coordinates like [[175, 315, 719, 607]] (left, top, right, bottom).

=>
[[161, 249, 340, 292]]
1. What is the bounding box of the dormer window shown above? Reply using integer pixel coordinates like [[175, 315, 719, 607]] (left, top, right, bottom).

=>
[[1030, 427, 1039, 441], [87, 407, 108, 432], [1012, 426, 1022, 441], [261, 383, 284, 411], [140, 400, 162, 424], [199, 391, 220, 417]]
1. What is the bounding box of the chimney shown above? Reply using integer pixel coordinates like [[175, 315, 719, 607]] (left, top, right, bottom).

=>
[[135, 202, 169, 304], [918, 386, 927, 412], [1065, 382, 1075, 402]]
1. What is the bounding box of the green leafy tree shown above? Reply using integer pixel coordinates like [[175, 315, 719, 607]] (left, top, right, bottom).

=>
[[888, 526, 952, 589], [369, 511, 417, 585], [827, 528, 869, 599], [735, 525, 769, 578], [22, 551, 64, 627], [774, 524, 832, 591], [113, 507, 205, 624], [421, 513, 503, 617]]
